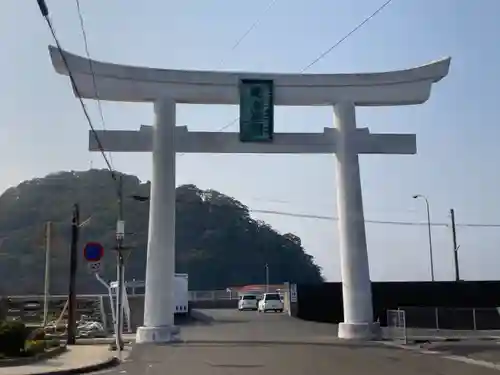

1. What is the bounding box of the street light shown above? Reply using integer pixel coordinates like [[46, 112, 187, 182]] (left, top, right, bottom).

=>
[[412, 194, 435, 281]]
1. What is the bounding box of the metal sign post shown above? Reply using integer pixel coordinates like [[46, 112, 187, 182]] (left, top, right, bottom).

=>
[[115, 219, 126, 352]]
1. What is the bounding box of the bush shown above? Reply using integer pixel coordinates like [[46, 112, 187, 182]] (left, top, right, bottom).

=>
[[0, 321, 28, 356], [0, 299, 7, 321], [24, 340, 46, 356], [27, 328, 46, 341]]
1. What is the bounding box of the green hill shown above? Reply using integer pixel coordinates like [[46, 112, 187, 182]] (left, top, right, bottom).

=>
[[0, 169, 323, 295]]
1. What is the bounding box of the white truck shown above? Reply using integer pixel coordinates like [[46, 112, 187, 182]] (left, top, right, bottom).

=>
[[107, 273, 189, 319], [173, 273, 189, 315]]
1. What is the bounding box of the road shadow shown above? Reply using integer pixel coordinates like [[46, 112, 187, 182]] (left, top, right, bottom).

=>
[[423, 341, 500, 361], [175, 314, 210, 326], [189, 310, 257, 325]]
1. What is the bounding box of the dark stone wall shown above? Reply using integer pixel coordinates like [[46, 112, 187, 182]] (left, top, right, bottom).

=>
[[189, 299, 238, 309], [296, 281, 500, 329]]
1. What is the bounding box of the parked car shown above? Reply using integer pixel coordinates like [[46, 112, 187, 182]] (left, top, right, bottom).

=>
[[257, 293, 284, 313], [238, 294, 258, 311]]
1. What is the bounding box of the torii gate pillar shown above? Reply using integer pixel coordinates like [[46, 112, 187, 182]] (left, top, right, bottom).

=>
[[47, 46, 450, 342], [139, 99, 177, 342], [334, 102, 373, 338]]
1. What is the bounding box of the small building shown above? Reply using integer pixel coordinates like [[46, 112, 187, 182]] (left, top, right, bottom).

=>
[[234, 284, 286, 297]]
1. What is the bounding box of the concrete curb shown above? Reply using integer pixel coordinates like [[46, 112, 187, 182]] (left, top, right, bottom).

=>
[[174, 339, 384, 347], [131, 337, 439, 349], [75, 338, 135, 345], [380, 336, 500, 346], [0, 346, 67, 368], [380, 340, 500, 370], [30, 356, 120, 375]]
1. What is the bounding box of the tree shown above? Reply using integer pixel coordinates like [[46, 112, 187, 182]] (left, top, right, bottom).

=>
[[0, 169, 324, 294]]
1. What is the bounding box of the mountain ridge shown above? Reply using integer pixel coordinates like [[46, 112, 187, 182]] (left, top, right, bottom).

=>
[[0, 169, 323, 295]]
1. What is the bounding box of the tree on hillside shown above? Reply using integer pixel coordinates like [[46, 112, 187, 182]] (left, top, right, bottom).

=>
[[0, 169, 323, 294]]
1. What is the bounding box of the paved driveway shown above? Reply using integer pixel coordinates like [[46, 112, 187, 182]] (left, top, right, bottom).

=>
[[182, 308, 340, 343], [100, 309, 500, 374], [106, 341, 499, 375]]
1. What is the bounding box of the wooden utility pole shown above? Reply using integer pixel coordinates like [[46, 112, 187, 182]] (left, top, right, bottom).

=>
[[67, 204, 80, 345], [265, 263, 269, 293], [450, 208, 460, 281], [43, 221, 52, 326]]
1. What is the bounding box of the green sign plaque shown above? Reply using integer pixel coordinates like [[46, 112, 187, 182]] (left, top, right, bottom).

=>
[[239, 79, 274, 142]]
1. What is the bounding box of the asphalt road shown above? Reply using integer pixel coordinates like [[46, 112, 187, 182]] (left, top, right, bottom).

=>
[[181, 308, 340, 343], [97, 309, 500, 375]]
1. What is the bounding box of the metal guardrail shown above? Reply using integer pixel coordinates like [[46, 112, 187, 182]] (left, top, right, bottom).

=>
[[396, 306, 500, 331], [5, 290, 239, 302], [5, 288, 290, 303], [3, 289, 289, 325], [3, 288, 286, 321], [384, 306, 500, 343], [188, 290, 239, 301]]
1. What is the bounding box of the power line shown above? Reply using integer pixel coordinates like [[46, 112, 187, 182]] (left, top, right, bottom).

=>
[[217, 0, 394, 131], [38, 2, 124, 347], [40, 2, 489, 231], [301, 0, 394, 72], [74, 0, 114, 168], [179, 0, 279, 157], [250, 208, 500, 228], [218, 0, 279, 68], [36, 0, 119, 195], [173, 199, 500, 228], [252, 208, 446, 226], [455, 223, 500, 229]]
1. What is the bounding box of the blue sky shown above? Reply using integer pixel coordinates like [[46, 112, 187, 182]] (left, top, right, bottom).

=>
[[1, 0, 499, 282]]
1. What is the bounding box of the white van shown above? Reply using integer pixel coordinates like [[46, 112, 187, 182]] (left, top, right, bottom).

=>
[[257, 292, 284, 313], [238, 294, 259, 311]]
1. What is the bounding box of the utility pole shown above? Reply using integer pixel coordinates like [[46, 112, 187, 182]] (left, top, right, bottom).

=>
[[450, 208, 460, 281], [43, 221, 52, 327], [115, 176, 125, 351], [67, 204, 80, 345], [265, 263, 269, 292]]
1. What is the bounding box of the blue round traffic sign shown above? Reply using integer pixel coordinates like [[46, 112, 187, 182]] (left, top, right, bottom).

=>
[[83, 242, 104, 262]]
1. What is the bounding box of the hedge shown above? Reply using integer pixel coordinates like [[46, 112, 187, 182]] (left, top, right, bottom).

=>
[[0, 321, 28, 356]]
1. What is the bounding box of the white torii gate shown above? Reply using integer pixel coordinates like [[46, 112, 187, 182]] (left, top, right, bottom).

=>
[[48, 46, 450, 343]]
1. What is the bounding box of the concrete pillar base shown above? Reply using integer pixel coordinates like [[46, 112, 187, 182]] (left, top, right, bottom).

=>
[[135, 325, 181, 344], [337, 321, 381, 340]]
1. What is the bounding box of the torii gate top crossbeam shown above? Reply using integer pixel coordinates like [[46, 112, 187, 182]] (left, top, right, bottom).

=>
[[48, 46, 450, 106]]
